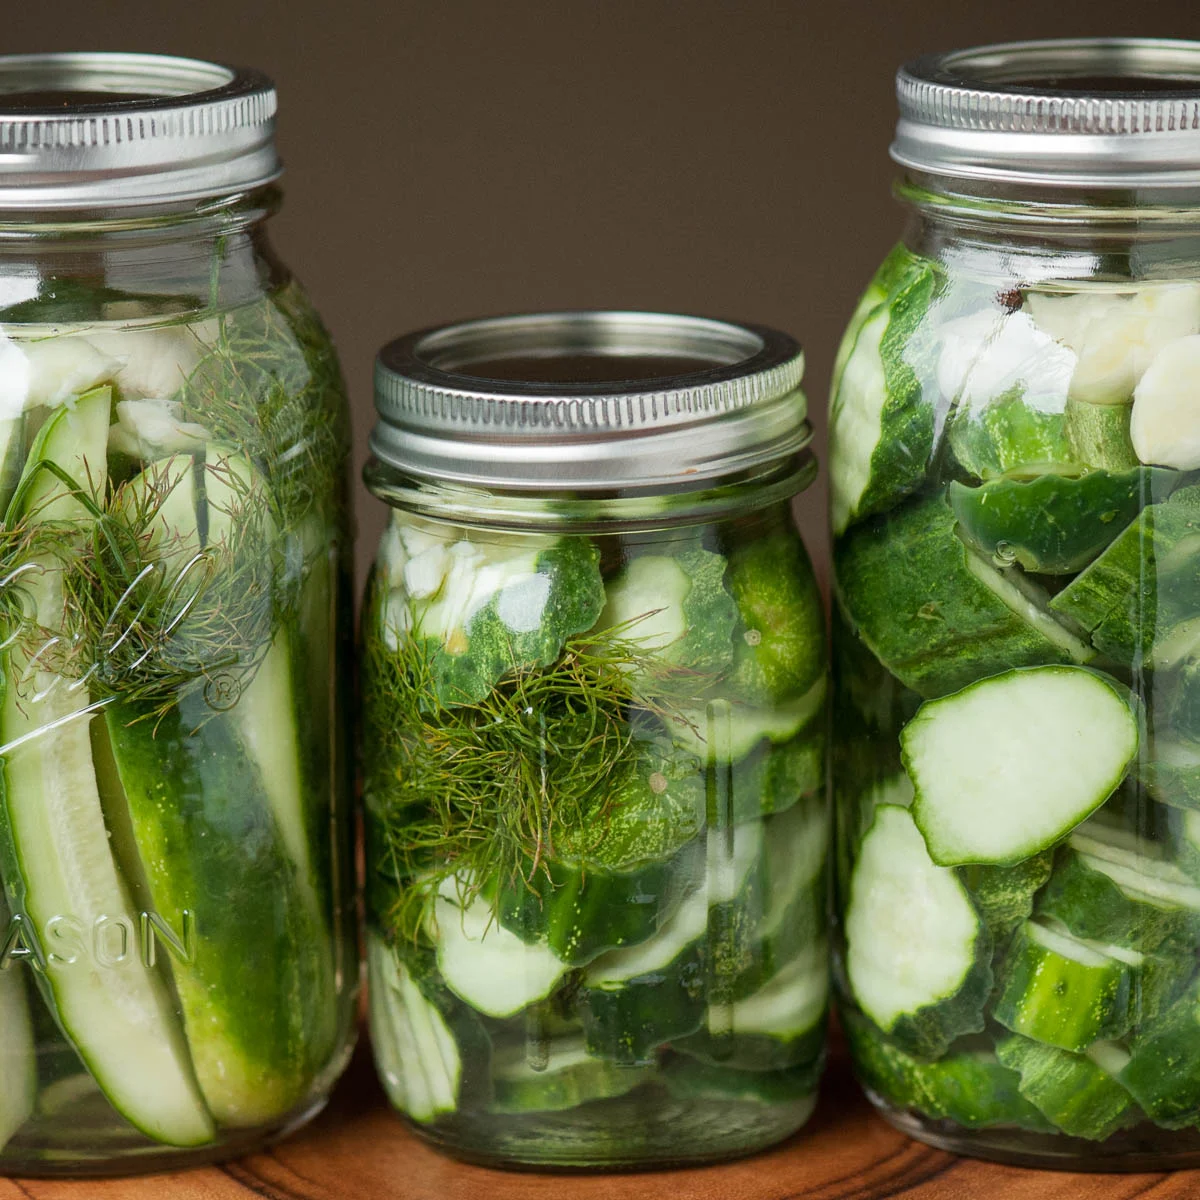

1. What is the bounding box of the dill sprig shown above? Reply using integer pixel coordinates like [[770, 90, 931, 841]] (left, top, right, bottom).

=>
[[0, 281, 351, 714], [362, 590, 707, 946], [61, 460, 279, 718], [179, 280, 351, 535]]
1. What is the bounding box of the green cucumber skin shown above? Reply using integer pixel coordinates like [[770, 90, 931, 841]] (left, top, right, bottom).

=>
[[1049, 485, 1200, 666], [1140, 744, 1200, 815], [494, 836, 705, 967], [843, 1010, 1052, 1132], [717, 807, 827, 1002], [579, 940, 705, 1066], [948, 389, 1077, 481], [0, 416, 24, 517], [1119, 980, 1200, 1128], [579, 807, 822, 1065], [960, 854, 1054, 947], [834, 492, 1081, 699], [949, 470, 1163, 576], [661, 1054, 821, 1107], [493, 745, 706, 964], [672, 1018, 825, 1073], [994, 1035, 1135, 1141], [1065, 399, 1140, 473], [104, 696, 337, 1128], [1037, 847, 1200, 954], [729, 729, 824, 824], [992, 923, 1132, 1052], [0, 897, 35, 1152], [724, 529, 826, 707], [489, 1038, 653, 1115], [886, 958, 993, 1062], [427, 536, 606, 709], [402, 944, 494, 1112], [287, 524, 356, 927], [830, 252, 941, 532]]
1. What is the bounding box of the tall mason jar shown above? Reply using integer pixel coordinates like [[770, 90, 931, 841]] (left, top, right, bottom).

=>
[[361, 312, 828, 1169], [0, 56, 356, 1174], [831, 39, 1200, 1169]]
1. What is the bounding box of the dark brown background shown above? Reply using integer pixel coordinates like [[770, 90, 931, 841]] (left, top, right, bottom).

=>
[[7, 1, 1199, 583]]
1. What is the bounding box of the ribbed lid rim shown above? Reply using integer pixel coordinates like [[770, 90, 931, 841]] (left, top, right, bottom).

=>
[[0, 52, 279, 208], [893, 38, 1200, 186], [371, 310, 809, 490]]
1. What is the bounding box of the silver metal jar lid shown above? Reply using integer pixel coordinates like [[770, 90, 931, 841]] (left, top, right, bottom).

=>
[[0, 53, 278, 209], [372, 311, 809, 491], [893, 38, 1200, 188]]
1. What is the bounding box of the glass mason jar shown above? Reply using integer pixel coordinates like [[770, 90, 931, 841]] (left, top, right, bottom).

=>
[[830, 39, 1200, 1170], [361, 312, 828, 1169], [0, 56, 356, 1174]]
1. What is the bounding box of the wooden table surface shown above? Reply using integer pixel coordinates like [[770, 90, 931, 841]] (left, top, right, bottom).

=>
[[5, 1039, 1199, 1199]]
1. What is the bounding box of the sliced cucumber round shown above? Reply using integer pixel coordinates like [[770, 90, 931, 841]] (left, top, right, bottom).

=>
[[902, 666, 1138, 867], [845, 805, 990, 1058]]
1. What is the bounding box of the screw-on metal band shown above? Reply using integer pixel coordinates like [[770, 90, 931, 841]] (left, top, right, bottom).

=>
[[892, 39, 1200, 187], [0, 53, 279, 209], [372, 311, 810, 490]]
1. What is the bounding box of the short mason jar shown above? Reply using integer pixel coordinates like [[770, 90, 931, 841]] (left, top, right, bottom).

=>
[[361, 311, 828, 1170], [0, 56, 356, 1174], [830, 39, 1200, 1170]]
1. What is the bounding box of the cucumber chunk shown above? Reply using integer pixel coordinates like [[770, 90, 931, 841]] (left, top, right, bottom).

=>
[[366, 933, 461, 1123], [493, 742, 704, 964], [431, 878, 569, 1019], [829, 249, 939, 534], [717, 798, 827, 997], [845, 805, 990, 1058], [580, 821, 763, 1063], [993, 920, 1135, 1051], [724, 529, 825, 706], [599, 547, 737, 675], [0, 387, 215, 1147], [1038, 825, 1200, 953], [844, 1010, 1051, 1131], [1066, 399, 1139, 472], [902, 667, 1138, 867], [675, 940, 827, 1071], [1049, 484, 1200, 666], [491, 1036, 653, 1114], [669, 677, 826, 763], [960, 853, 1054, 946], [729, 729, 824, 823], [384, 523, 606, 707], [661, 1055, 820, 1110], [995, 1035, 1135, 1140], [1119, 977, 1200, 1128], [830, 243, 916, 385], [1141, 738, 1200, 813], [835, 493, 1093, 699], [949, 469, 1160, 576], [948, 386, 1077, 481]]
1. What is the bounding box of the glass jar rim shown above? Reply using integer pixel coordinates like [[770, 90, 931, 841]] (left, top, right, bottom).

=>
[[363, 452, 817, 533]]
